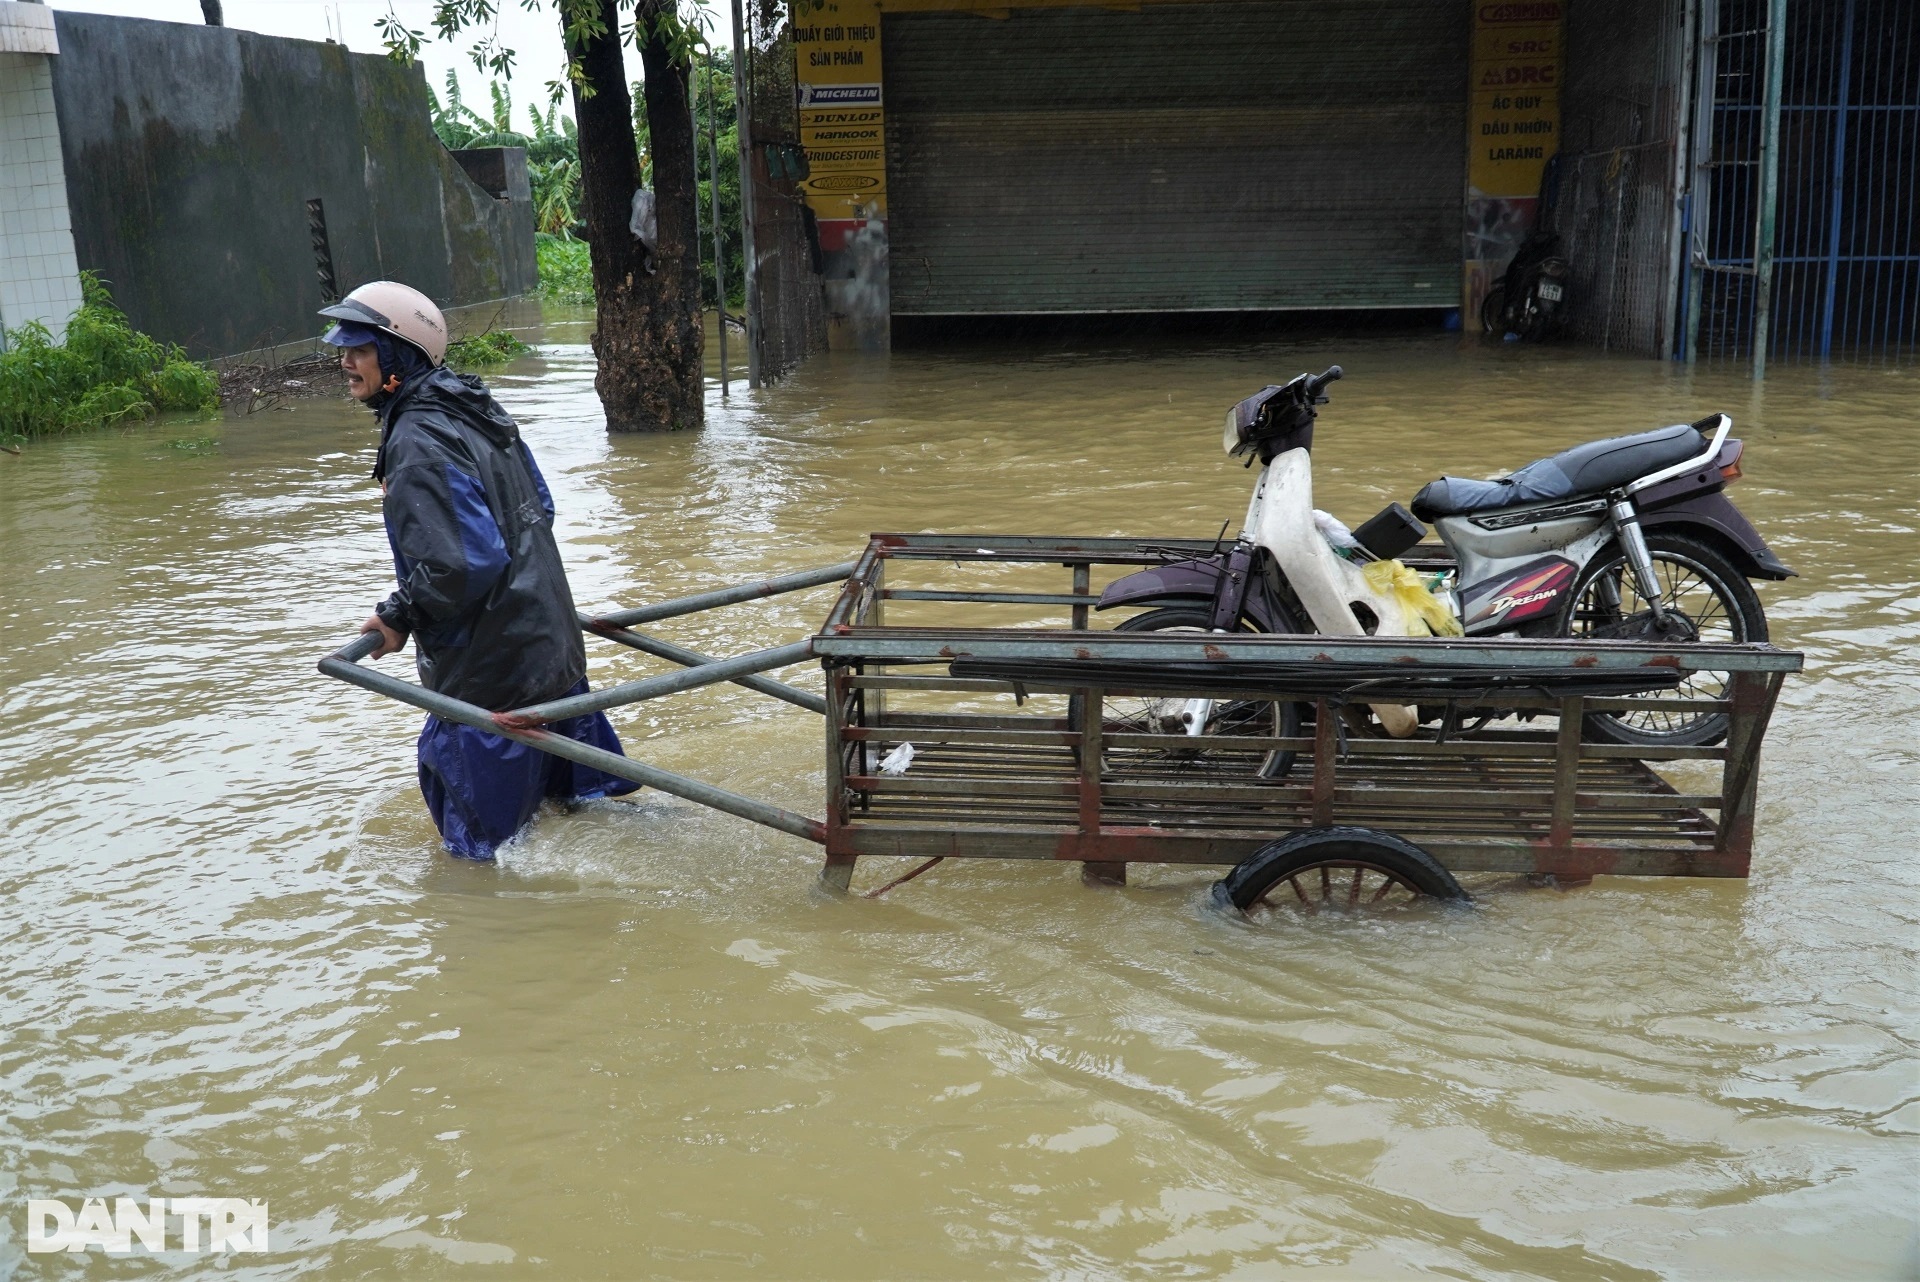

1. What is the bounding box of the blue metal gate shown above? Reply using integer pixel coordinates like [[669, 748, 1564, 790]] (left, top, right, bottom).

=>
[[1684, 0, 1918, 368]]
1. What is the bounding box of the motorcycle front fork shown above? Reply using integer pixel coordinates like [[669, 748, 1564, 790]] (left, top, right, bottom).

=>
[[1180, 698, 1215, 735], [1608, 497, 1667, 621], [1182, 538, 1259, 735]]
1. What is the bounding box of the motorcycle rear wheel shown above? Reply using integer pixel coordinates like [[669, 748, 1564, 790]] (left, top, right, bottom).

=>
[[1479, 284, 1508, 336], [1558, 532, 1767, 747]]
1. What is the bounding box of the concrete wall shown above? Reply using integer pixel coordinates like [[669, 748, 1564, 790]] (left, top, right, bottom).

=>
[[449, 147, 530, 204], [0, 2, 83, 345], [45, 11, 535, 359]]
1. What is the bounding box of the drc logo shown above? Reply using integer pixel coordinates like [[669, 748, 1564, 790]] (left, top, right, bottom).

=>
[[27, 1198, 269, 1254]]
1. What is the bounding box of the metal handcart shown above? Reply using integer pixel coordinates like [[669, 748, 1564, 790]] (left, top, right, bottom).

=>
[[321, 534, 1801, 910]]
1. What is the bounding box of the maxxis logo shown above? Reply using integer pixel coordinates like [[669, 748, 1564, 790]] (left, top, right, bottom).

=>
[[805, 175, 880, 191]]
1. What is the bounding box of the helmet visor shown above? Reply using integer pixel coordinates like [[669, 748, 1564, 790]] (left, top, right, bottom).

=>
[[322, 321, 382, 348]]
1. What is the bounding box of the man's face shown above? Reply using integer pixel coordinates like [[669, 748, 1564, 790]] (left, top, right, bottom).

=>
[[340, 342, 382, 401]]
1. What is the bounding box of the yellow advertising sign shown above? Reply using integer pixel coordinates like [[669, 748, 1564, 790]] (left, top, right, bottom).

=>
[[799, 108, 884, 150], [793, 0, 879, 82], [1468, 0, 1564, 198], [793, 0, 887, 220], [1464, 1, 1564, 328]]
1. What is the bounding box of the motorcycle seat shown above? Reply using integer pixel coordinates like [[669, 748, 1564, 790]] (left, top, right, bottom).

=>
[[1410, 424, 1702, 520]]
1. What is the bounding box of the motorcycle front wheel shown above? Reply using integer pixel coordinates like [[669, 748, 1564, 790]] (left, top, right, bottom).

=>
[[1068, 607, 1298, 779], [1558, 532, 1768, 747]]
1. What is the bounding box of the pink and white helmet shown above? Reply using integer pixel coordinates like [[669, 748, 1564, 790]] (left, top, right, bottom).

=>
[[318, 280, 448, 367]]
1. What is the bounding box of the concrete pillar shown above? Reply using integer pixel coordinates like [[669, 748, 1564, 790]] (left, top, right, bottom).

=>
[[0, 1, 84, 348]]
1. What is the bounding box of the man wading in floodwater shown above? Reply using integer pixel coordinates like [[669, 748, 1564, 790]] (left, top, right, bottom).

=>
[[323, 281, 637, 859]]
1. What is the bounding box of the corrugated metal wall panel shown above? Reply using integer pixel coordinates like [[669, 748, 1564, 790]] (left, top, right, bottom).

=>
[[1558, 0, 1690, 358], [883, 2, 1468, 315]]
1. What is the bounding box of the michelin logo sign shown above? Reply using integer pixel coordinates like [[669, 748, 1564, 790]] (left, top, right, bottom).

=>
[[798, 83, 881, 107]]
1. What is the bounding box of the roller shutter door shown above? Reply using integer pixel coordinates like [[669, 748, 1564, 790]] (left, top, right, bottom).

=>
[[884, 1, 1468, 314]]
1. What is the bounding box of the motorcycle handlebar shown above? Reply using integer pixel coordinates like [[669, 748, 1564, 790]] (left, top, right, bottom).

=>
[[1306, 365, 1344, 398]]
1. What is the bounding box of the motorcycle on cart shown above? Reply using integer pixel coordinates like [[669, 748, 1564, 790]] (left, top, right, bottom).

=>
[[1093, 366, 1793, 756]]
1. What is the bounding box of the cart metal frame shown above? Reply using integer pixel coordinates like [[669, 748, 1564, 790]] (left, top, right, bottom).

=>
[[321, 533, 1801, 897]]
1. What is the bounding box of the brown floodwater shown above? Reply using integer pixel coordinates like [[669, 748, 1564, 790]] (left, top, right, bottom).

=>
[[1, 306, 1915, 1279]]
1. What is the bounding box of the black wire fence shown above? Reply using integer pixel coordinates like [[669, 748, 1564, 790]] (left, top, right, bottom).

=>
[[1560, 0, 1690, 358], [741, 0, 829, 380]]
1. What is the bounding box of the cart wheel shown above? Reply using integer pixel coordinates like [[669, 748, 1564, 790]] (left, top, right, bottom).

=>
[[1211, 826, 1466, 915]]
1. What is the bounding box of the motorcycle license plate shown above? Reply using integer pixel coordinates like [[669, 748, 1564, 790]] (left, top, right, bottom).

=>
[[1537, 281, 1564, 301]]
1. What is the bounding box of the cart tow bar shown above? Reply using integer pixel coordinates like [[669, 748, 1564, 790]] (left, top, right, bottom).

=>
[[319, 631, 828, 844]]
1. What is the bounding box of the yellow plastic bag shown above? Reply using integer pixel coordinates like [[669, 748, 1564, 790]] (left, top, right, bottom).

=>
[[1362, 558, 1464, 638]]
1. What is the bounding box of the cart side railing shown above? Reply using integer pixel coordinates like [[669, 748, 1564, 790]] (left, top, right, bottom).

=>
[[816, 647, 1795, 886], [810, 533, 1802, 889]]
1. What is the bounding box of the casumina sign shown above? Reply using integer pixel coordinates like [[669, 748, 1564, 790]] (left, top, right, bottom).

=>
[[1477, 2, 1564, 22]]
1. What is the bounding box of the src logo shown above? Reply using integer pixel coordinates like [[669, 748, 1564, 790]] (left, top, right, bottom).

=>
[[1489, 586, 1561, 614]]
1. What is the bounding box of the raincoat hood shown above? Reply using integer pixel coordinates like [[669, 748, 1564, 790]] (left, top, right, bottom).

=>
[[374, 367, 518, 481], [391, 367, 518, 441]]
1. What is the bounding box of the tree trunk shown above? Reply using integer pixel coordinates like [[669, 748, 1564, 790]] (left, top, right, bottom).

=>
[[566, 0, 703, 433], [635, 1, 704, 419], [200, 0, 224, 25]]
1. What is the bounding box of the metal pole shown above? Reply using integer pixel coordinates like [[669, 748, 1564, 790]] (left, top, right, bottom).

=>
[[707, 43, 729, 395], [1751, 0, 1788, 379], [689, 64, 704, 376], [1819, 0, 1857, 360], [592, 560, 857, 628], [729, 0, 760, 387], [1684, 0, 1719, 364], [585, 617, 827, 715], [329, 631, 386, 663], [1665, 0, 1701, 359], [502, 637, 818, 726]]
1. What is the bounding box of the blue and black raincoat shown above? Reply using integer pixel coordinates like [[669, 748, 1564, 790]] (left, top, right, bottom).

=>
[[369, 361, 637, 858]]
